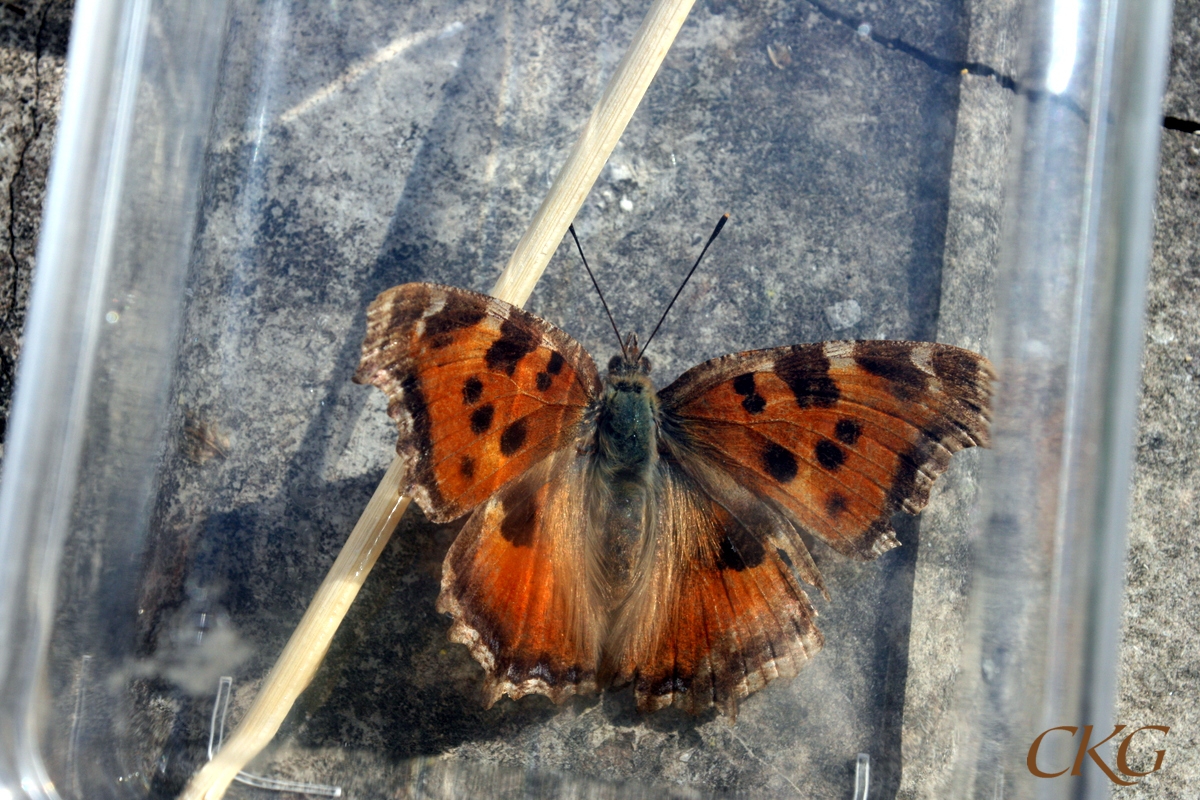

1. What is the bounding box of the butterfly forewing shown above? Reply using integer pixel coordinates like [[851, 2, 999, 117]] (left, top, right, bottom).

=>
[[355, 284, 602, 521], [659, 340, 994, 560]]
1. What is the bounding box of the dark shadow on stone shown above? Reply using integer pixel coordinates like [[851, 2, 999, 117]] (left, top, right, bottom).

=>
[[867, 512, 921, 799], [0, 0, 73, 58], [904, 71, 962, 343]]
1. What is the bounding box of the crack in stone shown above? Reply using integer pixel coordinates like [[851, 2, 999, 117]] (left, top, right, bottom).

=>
[[1163, 115, 1200, 134], [5, 136, 38, 330], [3, 3, 49, 328], [1, 1, 53, 436], [804, 0, 1013, 82], [803, 0, 1087, 120], [807, 1, 1192, 137]]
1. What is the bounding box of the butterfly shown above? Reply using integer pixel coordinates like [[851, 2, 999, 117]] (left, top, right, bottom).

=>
[[353, 236, 993, 718]]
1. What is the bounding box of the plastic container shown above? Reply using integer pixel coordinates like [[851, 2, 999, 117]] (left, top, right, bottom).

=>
[[0, 0, 1171, 797]]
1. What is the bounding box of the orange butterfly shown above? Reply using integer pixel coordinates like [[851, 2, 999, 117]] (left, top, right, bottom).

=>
[[354, 227, 993, 718]]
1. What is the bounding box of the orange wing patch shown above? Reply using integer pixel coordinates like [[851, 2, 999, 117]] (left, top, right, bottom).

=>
[[437, 451, 603, 705], [661, 340, 993, 559], [605, 463, 823, 717], [355, 284, 602, 522]]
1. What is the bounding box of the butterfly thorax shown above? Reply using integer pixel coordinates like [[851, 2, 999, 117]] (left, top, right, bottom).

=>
[[597, 358, 658, 479], [591, 342, 660, 603]]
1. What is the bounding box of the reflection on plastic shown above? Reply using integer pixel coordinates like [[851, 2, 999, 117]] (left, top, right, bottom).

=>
[[278, 21, 467, 125], [1046, 0, 1081, 93], [853, 752, 870, 800], [65, 655, 91, 799], [208, 677, 342, 798]]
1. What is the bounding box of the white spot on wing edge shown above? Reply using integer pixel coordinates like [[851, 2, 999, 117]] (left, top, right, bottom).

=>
[[823, 340, 855, 369], [909, 342, 936, 375], [411, 292, 448, 340], [822, 341, 854, 359]]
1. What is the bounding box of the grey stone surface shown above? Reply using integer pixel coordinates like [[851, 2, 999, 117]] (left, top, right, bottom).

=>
[[1, 0, 1197, 798], [0, 0, 70, 460], [1162, 0, 1199, 119], [897, 34, 1016, 799], [1112, 130, 1200, 798]]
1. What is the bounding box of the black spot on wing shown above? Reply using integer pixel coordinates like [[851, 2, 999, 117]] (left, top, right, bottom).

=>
[[742, 394, 766, 414], [470, 404, 495, 435], [717, 521, 766, 571], [718, 537, 745, 570], [775, 347, 840, 408], [825, 492, 848, 517], [536, 371, 553, 391], [732, 373, 756, 396], [500, 492, 537, 547], [423, 292, 487, 342], [731, 372, 767, 415], [815, 439, 845, 471], [485, 318, 540, 375], [499, 418, 528, 456], [546, 351, 565, 375], [762, 442, 799, 482], [853, 342, 928, 400], [835, 418, 862, 446], [462, 376, 483, 405], [459, 456, 475, 479]]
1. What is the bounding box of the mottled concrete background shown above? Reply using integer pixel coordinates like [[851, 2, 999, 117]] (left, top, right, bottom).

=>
[[0, 0, 70, 457], [1118, 0, 1200, 795], [0, 0, 1195, 797]]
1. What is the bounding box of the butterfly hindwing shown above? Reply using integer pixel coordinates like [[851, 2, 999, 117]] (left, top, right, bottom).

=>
[[605, 458, 823, 717], [659, 340, 993, 559], [355, 283, 602, 522], [437, 449, 604, 705]]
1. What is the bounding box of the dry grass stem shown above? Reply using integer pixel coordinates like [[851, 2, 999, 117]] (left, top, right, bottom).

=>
[[179, 0, 696, 797], [490, 0, 698, 308]]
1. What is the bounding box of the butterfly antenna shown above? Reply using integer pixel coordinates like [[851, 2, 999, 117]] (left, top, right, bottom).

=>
[[569, 224, 627, 360], [641, 213, 729, 359]]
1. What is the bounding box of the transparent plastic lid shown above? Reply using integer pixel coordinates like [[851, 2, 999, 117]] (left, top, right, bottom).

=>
[[0, 0, 1170, 797]]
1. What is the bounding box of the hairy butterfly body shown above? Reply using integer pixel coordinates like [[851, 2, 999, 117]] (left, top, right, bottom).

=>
[[355, 282, 993, 717]]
